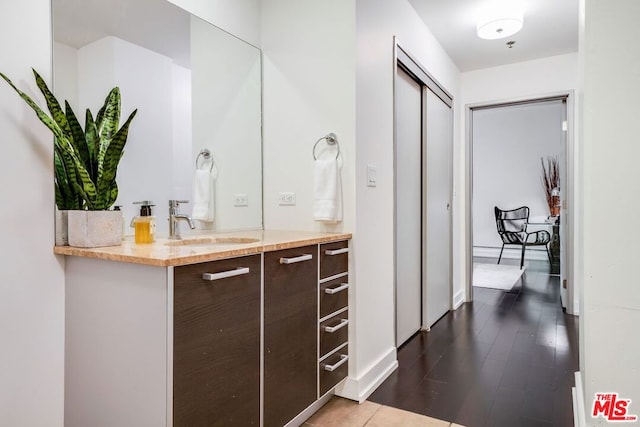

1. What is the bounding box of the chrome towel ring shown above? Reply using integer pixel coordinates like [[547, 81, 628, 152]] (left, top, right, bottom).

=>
[[196, 148, 215, 172], [312, 133, 341, 160]]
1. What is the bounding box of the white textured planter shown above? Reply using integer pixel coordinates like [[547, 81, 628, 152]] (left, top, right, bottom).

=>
[[55, 209, 69, 246], [68, 210, 123, 248]]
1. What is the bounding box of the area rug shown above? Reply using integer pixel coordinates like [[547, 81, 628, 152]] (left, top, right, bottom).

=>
[[473, 263, 525, 291]]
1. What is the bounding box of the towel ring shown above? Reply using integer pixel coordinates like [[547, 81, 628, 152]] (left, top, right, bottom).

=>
[[313, 133, 340, 160], [196, 149, 215, 172]]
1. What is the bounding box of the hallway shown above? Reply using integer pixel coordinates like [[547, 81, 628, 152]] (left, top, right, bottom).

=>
[[368, 259, 579, 426]]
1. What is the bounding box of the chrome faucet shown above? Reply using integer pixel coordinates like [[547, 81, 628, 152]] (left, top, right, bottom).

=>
[[168, 200, 196, 240]]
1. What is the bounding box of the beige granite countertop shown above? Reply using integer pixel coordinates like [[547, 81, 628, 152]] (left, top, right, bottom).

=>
[[53, 229, 352, 267]]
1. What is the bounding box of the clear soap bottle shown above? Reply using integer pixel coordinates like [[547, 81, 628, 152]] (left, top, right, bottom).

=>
[[131, 201, 156, 244]]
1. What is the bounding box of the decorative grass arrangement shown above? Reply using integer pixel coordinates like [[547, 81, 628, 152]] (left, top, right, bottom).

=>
[[541, 156, 560, 216]]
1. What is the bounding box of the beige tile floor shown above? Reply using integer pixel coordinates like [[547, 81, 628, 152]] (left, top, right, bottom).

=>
[[303, 397, 466, 427]]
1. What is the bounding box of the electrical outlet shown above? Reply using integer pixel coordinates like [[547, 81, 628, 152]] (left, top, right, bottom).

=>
[[367, 164, 377, 187], [278, 192, 296, 206], [234, 193, 248, 206]]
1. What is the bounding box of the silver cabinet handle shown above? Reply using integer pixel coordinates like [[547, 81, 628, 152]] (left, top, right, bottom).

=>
[[324, 318, 348, 333], [323, 354, 348, 372], [325, 283, 349, 295], [279, 254, 312, 264], [324, 248, 349, 256], [202, 267, 249, 281]]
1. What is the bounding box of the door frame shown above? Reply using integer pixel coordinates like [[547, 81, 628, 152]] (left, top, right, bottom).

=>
[[464, 91, 577, 315], [393, 38, 454, 345]]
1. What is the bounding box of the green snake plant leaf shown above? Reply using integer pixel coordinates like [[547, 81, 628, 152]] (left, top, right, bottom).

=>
[[96, 89, 121, 175], [54, 149, 72, 208], [54, 181, 64, 210], [71, 181, 94, 211], [97, 109, 137, 206], [84, 109, 100, 182], [95, 102, 106, 134], [65, 101, 92, 176], [0, 72, 66, 142], [54, 143, 83, 210], [97, 87, 120, 142], [2, 70, 137, 211], [32, 69, 71, 138], [72, 157, 98, 209], [105, 182, 119, 209]]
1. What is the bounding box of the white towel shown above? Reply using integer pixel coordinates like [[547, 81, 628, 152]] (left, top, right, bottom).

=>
[[313, 158, 343, 222], [192, 169, 215, 222]]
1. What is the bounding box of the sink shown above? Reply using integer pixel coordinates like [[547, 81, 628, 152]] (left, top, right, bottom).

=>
[[165, 237, 260, 247]]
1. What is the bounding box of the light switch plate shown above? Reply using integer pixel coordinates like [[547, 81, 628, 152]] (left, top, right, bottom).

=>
[[367, 164, 377, 187]]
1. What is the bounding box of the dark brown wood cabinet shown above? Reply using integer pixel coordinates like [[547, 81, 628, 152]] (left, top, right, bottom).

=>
[[264, 245, 318, 427], [173, 255, 261, 427]]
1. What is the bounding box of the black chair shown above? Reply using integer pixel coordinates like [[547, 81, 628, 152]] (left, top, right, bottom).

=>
[[494, 206, 552, 269]]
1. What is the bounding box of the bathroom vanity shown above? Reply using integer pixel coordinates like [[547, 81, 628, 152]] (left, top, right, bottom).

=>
[[55, 230, 351, 427]]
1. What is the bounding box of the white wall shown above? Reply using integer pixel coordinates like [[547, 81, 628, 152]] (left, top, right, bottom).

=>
[[580, 0, 640, 422], [261, 0, 356, 234], [472, 101, 564, 250], [53, 42, 78, 111], [0, 1, 65, 426], [350, 0, 461, 400], [167, 0, 261, 47]]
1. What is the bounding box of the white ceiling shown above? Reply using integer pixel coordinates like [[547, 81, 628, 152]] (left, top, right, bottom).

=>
[[53, 0, 191, 67], [408, 0, 579, 72]]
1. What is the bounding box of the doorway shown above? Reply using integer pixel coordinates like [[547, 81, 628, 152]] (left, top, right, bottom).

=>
[[394, 42, 453, 346], [466, 94, 575, 313]]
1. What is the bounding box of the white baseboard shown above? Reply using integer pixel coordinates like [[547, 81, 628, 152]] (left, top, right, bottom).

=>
[[334, 348, 398, 403], [573, 371, 587, 427], [473, 246, 549, 261], [453, 289, 465, 309]]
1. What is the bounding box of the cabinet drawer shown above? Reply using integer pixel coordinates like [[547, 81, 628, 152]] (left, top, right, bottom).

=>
[[320, 276, 349, 318], [320, 311, 349, 357], [319, 346, 349, 396], [320, 241, 349, 279]]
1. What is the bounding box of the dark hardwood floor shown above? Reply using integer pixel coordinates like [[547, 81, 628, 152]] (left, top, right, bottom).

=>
[[368, 258, 579, 427]]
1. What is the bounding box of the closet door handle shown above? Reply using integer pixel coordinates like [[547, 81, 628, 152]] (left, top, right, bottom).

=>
[[324, 248, 349, 256], [202, 267, 249, 281], [323, 354, 348, 372], [325, 283, 349, 294], [279, 254, 313, 264], [324, 319, 349, 333]]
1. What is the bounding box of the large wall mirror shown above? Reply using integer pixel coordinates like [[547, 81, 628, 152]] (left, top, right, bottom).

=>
[[53, 0, 263, 234]]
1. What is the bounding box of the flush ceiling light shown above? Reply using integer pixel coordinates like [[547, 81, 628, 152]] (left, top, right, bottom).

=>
[[476, 0, 524, 40]]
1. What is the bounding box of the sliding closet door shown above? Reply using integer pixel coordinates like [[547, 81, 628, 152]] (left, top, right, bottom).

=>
[[395, 68, 423, 346], [424, 88, 452, 328]]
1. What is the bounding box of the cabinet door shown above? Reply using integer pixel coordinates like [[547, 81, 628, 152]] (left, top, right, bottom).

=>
[[173, 254, 261, 426], [264, 245, 318, 427]]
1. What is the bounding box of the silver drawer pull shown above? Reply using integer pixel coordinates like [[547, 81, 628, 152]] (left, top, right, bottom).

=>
[[279, 254, 312, 264], [323, 354, 348, 372], [324, 318, 348, 333], [324, 248, 349, 256], [325, 283, 349, 295], [202, 267, 249, 281]]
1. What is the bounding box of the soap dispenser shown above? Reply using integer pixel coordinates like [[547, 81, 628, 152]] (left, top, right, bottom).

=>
[[131, 201, 156, 244]]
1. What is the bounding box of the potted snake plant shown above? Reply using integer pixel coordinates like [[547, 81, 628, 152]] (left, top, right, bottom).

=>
[[0, 69, 137, 247]]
